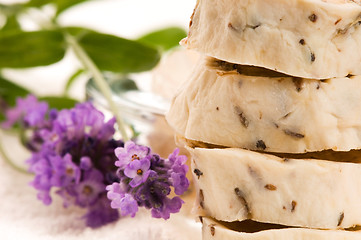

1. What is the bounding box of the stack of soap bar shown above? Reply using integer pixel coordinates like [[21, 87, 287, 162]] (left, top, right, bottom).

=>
[[166, 0, 361, 238]]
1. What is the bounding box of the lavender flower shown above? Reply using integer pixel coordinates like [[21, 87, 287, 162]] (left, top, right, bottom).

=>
[[49, 154, 81, 187], [2, 95, 190, 226], [3, 96, 124, 228], [73, 168, 106, 207], [114, 141, 150, 168], [124, 158, 153, 187], [2, 95, 56, 152], [168, 149, 189, 195], [106, 141, 189, 220], [151, 196, 184, 220], [83, 194, 120, 228], [1, 95, 48, 129]]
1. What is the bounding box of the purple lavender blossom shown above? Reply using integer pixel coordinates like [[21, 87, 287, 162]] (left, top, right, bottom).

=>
[[168, 149, 189, 195], [151, 196, 184, 220], [107, 141, 189, 220], [80, 156, 92, 171], [171, 172, 189, 196], [114, 141, 150, 168], [49, 154, 81, 187], [83, 195, 120, 228], [52, 102, 116, 142], [124, 158, 153, 187], [1, 95, 48, 129], [106, 183, 138, 217], [73, 168, 105, 207], [118, 194, 139, 217], [28, 150, 55, 205], [3, 96, 124, 228], [3, 95, 190, 226], [37, 190, 52, 206], [2, 95, 55, 152]]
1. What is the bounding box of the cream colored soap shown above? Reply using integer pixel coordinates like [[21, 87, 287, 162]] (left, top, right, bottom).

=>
[[184, 0, 361, 79], [202, 217, 361, 240], [190, 147, 361, 229], [166, 58, 361, 153]]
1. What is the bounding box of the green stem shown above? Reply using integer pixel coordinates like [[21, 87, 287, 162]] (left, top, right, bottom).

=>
[[64, 33, 130, 142], [0, 134, 31, 174]]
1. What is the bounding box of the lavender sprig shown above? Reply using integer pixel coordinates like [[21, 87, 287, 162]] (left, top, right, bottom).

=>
[[1, 95, 190, 228], [106, 141, 189, 219], [2, 96, 123, 228]]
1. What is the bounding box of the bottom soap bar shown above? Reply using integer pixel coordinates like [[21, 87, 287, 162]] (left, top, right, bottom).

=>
[[189, 147, 361, 229], [202, 217, 361, 240]]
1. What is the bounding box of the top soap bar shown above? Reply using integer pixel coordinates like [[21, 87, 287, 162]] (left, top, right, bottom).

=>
[[183, 0, 361, 79]]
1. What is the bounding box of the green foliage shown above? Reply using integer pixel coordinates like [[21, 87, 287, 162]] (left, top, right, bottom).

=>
[[137, 27, 187, 51], [39, 96, 78, 109], [0, 77, 77, 120], [26, 0, 90, 15], [64, 68, 84, 95], [55, 0, 90, 15], [77, 31, 161, 73], [0, 3, 23, 17], [1, 15, 21, 32], [0, 30, 66, 68], [0, 76, 30, 106], [25, 0, 53, 8], [0, 77, 30, 121]]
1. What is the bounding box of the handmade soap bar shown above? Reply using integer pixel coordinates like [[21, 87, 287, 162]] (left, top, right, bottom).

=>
[[202, 217, 361, 240], [184, 0, 361, 79], [167, 58, 361, 153], [190, 147, 361, 229]]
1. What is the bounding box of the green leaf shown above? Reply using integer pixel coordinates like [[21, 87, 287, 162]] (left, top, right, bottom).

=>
[[55, 0, 90, 15], [0, 30, 66, 68], [64, 26, 90, 39], [0, 76, 30, 106], [76, 30, 161, 73], [64, 68, 84, 95], [137, 27, 187, 51], [26, 0, 92, 15], [0, 111, 4, 123], [0, 3, 24, 16], [1, 15, 21, 32], [39, 96, 78, 110], [25, 0, 52, 8], [0, 77, 30, 123]]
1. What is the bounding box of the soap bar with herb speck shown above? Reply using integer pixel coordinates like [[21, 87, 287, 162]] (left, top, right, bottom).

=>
[[167, 58, 361, 153], [184, 0, 361, 79], [190, 147, 361, 229]]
